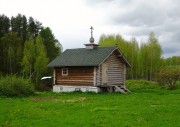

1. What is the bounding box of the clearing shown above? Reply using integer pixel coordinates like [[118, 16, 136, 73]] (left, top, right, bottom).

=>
[[0, 80, 180, 127]]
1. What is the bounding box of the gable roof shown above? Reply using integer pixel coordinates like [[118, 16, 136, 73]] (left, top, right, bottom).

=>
[[47, 46, 131, 67]]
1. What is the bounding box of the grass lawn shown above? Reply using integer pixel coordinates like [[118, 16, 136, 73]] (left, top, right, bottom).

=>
[[0, 80, 180, 127]]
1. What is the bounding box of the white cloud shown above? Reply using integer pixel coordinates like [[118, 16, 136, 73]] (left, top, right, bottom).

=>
[[0, 0, 180, 57]]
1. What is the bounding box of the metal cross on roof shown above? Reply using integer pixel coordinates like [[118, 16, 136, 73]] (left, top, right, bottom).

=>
[[90, 26, 94, 37], [89, 26, 95, 43]]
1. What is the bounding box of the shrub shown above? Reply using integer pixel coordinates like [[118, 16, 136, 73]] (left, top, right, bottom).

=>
[[156, 67, 180, 89], [0, 75, 35, 97]]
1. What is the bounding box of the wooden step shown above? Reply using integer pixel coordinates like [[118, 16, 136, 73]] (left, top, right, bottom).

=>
[[114, 86, 131, 93]]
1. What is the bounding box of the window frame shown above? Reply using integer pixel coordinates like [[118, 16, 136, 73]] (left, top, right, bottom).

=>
[[62, 68, 68, 76]]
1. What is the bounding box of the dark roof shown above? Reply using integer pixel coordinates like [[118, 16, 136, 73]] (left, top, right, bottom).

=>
[[47, 46, 131, 67]]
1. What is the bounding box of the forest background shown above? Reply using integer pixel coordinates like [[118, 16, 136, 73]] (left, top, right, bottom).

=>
[[0, 14, 179, 86]]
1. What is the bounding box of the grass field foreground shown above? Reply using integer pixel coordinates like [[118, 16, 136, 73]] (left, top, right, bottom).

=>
[[0, 80, 180, 127]]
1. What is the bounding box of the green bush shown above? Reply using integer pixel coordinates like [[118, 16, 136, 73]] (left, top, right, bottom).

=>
[[156, 67, 180, 90], [0, 75, 35, 97]]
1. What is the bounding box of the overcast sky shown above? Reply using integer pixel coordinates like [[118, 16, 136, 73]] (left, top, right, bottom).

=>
[[1, 0, 180, 58]]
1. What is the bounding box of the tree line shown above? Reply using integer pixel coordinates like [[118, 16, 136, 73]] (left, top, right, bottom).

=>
[[0, 13, 179, 86], [99, 33, 180, 89], [0, 14, 62, 82], [163, 56, 180, 66]]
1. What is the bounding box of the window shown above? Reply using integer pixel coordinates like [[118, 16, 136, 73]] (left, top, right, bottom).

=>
[[62, 68, 68, 76]]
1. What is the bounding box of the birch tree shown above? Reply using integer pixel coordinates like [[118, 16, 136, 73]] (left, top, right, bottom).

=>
[[22, 37, 35, 78], [34, 35, 49, 83], [147, 32, 162, 80]]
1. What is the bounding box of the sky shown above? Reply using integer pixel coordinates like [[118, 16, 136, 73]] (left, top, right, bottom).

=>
[[0, 0, 180, 58]]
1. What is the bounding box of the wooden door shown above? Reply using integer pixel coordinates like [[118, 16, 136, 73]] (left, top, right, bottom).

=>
[[102, 63, 108, 84]]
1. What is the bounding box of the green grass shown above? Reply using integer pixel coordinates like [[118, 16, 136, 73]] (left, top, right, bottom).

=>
[[0, 80, 180, 127]]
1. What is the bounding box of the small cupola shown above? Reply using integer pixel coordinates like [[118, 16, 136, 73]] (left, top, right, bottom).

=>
[[85, 26, 99, 49]]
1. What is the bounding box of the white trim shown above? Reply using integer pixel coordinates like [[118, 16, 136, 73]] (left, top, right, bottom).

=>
[[53, 68, 56, 84], [62, 68, 68, 76]]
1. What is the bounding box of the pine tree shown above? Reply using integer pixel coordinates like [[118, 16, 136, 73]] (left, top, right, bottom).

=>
[[40, 27, 62, 61]]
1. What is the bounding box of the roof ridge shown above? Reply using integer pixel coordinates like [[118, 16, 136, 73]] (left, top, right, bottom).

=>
[[65, 48, 84, 50], [67, 46, 116, 50]]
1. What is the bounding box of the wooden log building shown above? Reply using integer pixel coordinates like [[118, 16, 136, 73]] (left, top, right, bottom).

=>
[[47, 27, 131, 93]]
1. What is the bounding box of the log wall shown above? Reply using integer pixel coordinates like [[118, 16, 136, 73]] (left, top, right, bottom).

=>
[[55, 67, 94, 86], [95, 52, 126, 86], [106, 52, 125, 85]]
